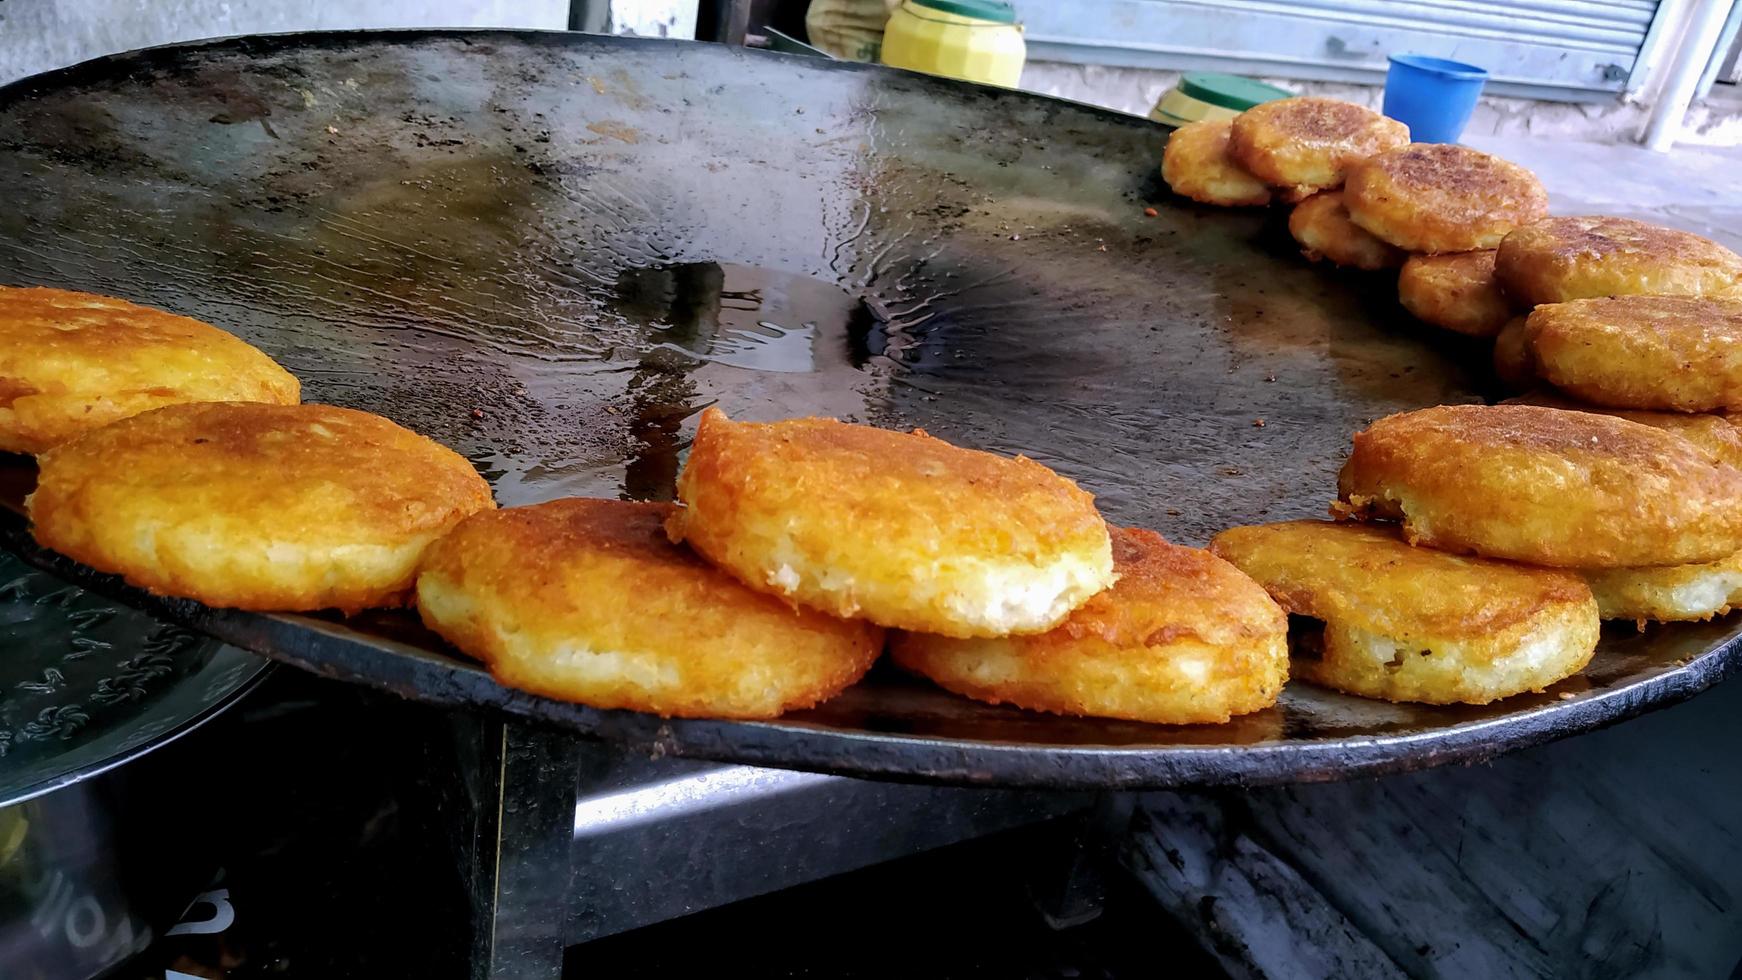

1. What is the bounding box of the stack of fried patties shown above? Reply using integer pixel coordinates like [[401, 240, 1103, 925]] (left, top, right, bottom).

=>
[[420, 408, 1294, 723], [1402, 212, 1742, 395], [1209, 399, 1742, 707], [1161, 96, 1547, 284], [1159, 98, 1742, 389], [8, 285, 496, 615]]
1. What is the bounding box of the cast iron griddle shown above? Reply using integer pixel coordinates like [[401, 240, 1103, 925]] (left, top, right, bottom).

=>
[[0, 31, 1736, 788]]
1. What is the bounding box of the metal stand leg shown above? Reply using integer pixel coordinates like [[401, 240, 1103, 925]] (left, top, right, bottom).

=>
[[1028, 792, 1137, 930], [462, 717, 589, 980]]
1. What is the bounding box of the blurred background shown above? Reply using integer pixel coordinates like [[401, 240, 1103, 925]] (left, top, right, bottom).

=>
[[3, 0, 1740, 147]]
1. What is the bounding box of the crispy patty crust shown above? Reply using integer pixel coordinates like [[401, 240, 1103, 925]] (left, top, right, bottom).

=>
[[1336, 404, 1742, 567], [1398, 250, 1512, 337], [0, 286, 299, 454], [891, 527, 1287, 724], [1344, 144, 1547, 253], [1161, 118, 1273, 207], [1288, 191, 1406, 271], [1526, 295, 1742, 412], [1228, 97, 1409, 197], [1492, 315, 1537, 391], [1495, 216, 1742, 306], [417, 498, 883, 719], [1502, 391, 1742, 469], [1211, 520, 1598, 704], [29, 402, 493, 611], [667, 407, 1115, 638]]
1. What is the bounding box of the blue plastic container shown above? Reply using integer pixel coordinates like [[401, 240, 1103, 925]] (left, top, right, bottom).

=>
[[1383, 54, 1488, 144]]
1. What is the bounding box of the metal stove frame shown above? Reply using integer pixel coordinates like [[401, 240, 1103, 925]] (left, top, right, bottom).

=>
[[455, 717, 1090, 978]]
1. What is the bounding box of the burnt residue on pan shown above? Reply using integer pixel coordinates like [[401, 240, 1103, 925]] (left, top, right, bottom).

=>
[[0, 32, 1732, 788]]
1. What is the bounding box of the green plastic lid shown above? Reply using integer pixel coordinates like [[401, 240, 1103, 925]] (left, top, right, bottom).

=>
[[1177, 73, 1292, 111], [907, 0, 1019, 24]]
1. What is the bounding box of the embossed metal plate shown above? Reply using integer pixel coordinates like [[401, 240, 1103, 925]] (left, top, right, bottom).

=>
[[0, 31, 1735, 788], [0, 546, 267, 807]]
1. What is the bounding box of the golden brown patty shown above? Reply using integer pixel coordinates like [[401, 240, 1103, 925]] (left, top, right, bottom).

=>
[[1343, 144, 1547, 253], [1210, 520, 1597, 705], [29, 402, 494, 612], [1492, 315, 1536, 390], [0, 286, 300, 454], [1525, 295, 1742, 413], [1335, 404, 1742, 567], [1397, 250, 1513, 337], [1502, 391, 1742, 469], [417, 498, 882, 719], [1228, 97, 1409, 197], [667, 407, 1114, 638], [1495, 216, 1742, 306], [1581, 550, 1742, 624], [891, 527, 1287, 724], [1508, 393, 1742, 621], [1161, 118, 1272, 207], [1288, 191, 1405, 271]]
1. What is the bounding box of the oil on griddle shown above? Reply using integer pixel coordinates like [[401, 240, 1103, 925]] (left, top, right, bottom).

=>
[[0, 32, 1732, 787], [0, 31, 1476, 529]]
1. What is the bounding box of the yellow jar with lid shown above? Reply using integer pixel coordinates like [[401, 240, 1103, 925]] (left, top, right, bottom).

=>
[[1149, 73, 1293, 127], [880, 0, 1026, 89]]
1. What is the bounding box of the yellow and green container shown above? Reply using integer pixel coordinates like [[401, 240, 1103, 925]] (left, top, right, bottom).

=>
[[1150, 72, 1292, 127], [880, 0, 1026, 89]]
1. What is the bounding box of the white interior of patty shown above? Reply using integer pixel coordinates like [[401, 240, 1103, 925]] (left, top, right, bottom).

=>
[[1339, 622, 1563, 679], [1174, 655, 1210, 682], [935, 552, 1111, 633], [956, 644, 1020, 685], [1663, 571, 1742, 615], [1589, 565, 1742, 619], [545, 645, 680, 690], [769, 563, 802, 594], [760, 531, 1113, 633]]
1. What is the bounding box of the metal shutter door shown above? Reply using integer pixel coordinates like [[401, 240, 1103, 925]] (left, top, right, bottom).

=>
[[1022, 0, 1667, 101]]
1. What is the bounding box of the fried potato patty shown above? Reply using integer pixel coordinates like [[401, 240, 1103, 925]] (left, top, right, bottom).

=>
[[1344, 144, 1547, 253], [0, 286, 299, 454], [1398, 250, 1512, 337], [1288, 191, 1405, 271], [668, 408, 1114, 638], [29, 402, 494, 612], [1161, 118, 1272, 207], [417, 498, 882, 719], [1525, 295, 1742, 413], [1228, 97, 1409, 197], [1210, 521, 1597, 705], [1508, 393, 1742, 621], [1492, 315, 1536, 390], [891, 527, 1286, 724], [1581, 550, 1742, 624], [1336, 404, 1742, 567], [1495, 216, 1742, 306], [1502, 391, 1742, 469]]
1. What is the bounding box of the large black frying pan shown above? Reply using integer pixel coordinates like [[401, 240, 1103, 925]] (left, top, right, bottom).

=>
[[0, 31, 1734, 788]]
